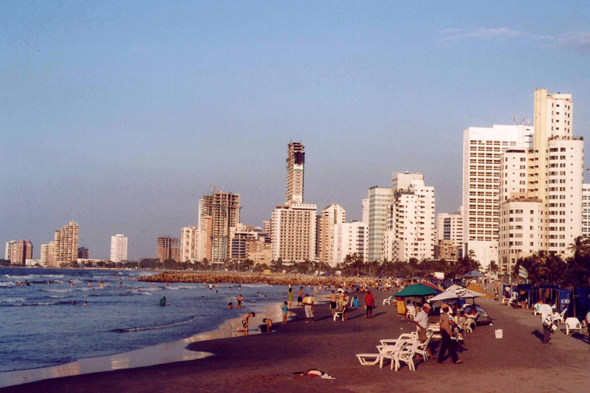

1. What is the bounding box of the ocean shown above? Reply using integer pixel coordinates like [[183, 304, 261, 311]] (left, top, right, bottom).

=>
[[0, 268, 289, 377]]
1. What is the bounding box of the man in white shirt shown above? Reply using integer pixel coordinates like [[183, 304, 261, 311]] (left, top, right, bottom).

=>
[[414, 303, 432, 358], [538, 299, 554, 344]]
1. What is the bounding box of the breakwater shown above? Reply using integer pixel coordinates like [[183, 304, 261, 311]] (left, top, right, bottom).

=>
[[138, 271, 376, 287]]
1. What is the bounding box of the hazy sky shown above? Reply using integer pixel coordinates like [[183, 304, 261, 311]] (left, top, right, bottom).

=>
[[2, 1, 589, 260]]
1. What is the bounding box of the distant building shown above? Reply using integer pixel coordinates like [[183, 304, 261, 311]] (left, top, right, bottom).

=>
[[77, 247, 90, 259], [198, 191, 241, 264], [53, 221, 79, 265], [157, 237, 180, 261], [40, 242, 56, 268], [286, 142, 305, 205], [436, 209, 464, 249], [246, 238, 272, 265], [367, 186, 392, 261], [229, 224, 259, 264], [110, 234, 128, 263], [435, 239, 459, 261], [318, 204, 346, 266], [333, 221, 368, 266], [6, 240, 33, 265], [583, 184, 590, 237], [271, 203, 317, 263], [180, 227, 198, 262]]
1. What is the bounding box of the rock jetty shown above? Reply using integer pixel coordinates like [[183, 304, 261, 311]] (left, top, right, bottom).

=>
[[139, 271, 378, 287]]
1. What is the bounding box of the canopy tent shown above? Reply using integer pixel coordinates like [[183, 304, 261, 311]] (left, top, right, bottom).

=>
[[463, 270, 485, 278], [446, 284, 466, 291], [427, 287, 485, 303], [421, 281, 442, 291], [393, 284, 442, 298]]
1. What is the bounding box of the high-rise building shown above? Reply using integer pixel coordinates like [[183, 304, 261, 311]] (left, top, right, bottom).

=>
[[198, 191, 241, 264], [229, 224, 259, 264], [197, 216, 213, 262], [53, 221, 79, 265], [462, 125, 534, 269], [157, 237, 180, 261], [583, 184, 590, 237], [7, 240, 33, 265], [498, 90, 583, 272], [333, 221, 369, 266], [180, 227, 198, 262], [367, 186, 392, 261], [40, 241, 56, 267], [77, 247, 90, 259], [110, 234, 128, 263], [383, 173, 436, 262], [286, 142, 305, 205], [271, 203, 317, 263], [436, 209, 464, 247], [318, 204, 346, 266], [362, 198, 369, 224]]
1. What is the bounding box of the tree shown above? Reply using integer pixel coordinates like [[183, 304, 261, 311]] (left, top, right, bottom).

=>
[[163, 259, 177, 270], [241, 259, 254, 271]]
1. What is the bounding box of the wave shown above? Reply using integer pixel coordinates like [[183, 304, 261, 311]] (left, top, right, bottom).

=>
[[112, 316, 198, 333], [3, 274, 65, 280], [41, 289, 73, 293], [1, 297, 26, 303], [0, 282, 16, 287], [119, 289, 153, 296], [1, 301, 60, 307]]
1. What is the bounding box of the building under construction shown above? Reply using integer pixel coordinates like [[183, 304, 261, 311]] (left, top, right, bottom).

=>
[[198, 191, 241, 265]]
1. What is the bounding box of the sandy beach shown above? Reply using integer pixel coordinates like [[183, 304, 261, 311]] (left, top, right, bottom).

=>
[[2, 290, 589, 393]]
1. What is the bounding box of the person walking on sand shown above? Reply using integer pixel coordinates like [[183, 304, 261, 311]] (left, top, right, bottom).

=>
[[287, 288, 294, 309], [303, 293, 315, 323], [438, 303, 462, 364], [342, 291, 350, 321], [297, 287, 304, 307], [538, 299, 554, 345], [364, 290, 375, 319]]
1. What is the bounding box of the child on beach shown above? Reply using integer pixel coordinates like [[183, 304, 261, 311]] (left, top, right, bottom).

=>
[[238, 312, 256, 332], [282, 301, 288, 324], [287, 288, 294, 309]]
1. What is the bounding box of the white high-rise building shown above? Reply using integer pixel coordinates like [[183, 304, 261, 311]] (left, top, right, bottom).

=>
[[436, 210, 464, 247], [271, 203, 317, 263], [367, 186, 393, 261], [318, 204, 346, 266], [462, 124, 534, 269], [583, 184, 590, 237], [362, 199, 369, 224], [498, 90, 583, 271], [180, 227, 199, 262], [333, 221, 368, 266], [384, 173, 436, 261], [110, 234, 128, 263]]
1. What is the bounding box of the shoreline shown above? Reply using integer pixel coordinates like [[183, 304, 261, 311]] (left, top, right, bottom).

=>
[[0, 293, 286, 389]]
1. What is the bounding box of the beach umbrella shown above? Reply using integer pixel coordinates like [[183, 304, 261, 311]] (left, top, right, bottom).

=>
[[463, 270, 485, 278], [427, 287, 484, 303], [393, 284, 442, 297]]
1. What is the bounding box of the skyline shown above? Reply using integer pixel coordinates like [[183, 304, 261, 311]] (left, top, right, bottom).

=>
[[2, 1, 590, 260]]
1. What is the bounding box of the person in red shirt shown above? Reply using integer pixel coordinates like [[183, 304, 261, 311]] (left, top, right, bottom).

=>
[[364, 290, 375, 319]]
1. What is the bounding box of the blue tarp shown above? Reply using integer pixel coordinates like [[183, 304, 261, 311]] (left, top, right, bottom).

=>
[[557, 289, 572, 314], [574, 287, 590, 318]]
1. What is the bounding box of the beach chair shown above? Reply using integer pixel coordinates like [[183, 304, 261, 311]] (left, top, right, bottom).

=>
[[333, 311, 344, 321], [552, 308, 567, 325], [415, 331, 434, 361], [383, 296, 392, 306], [355, 353, 381, 366], [427, 323, 442, 339], [533, 303, 541, 316], [380, 332, 418, 346], [382, 340, 420, 371], [565, 317, 583, 335]]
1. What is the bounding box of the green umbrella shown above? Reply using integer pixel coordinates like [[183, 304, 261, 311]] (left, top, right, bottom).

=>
[[393, 284, 442, 297]]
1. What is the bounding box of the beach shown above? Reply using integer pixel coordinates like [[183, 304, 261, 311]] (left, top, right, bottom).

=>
[[2, 289, 589, 393]]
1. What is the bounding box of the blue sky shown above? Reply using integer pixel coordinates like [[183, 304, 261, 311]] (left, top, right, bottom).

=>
[[2, 1, 589, 259]]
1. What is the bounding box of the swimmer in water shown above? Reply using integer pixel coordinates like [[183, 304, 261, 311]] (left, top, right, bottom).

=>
[[88, 281, 92, 288], [228, 302, 234, 309], [72, 301, 76, 305], [152, 283, 155, 288], [200, 296, 204, 300], [83, 301, 88, 306]]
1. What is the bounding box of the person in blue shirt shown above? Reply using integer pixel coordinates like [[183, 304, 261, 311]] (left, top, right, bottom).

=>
[[282, 301, 288, 324]]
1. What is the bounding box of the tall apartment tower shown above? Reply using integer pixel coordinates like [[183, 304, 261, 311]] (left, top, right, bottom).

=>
[[367, 186, 393, 261], [180, 227, 199, 262], [110, 234, 128, 263], [53, 221, 79, 265], [271, 142, 317, 263], [384, 173, 436, 262], [498, 90, 583, 272], [157, 236, 180, 261], [198, 191, 241, 264], [77, 247, 90, 259], [583, 184, 590, 237], [6, 240, 33, 265], [318, 204, 346, 266], [462, 125, 534, 269], [286, 142, 305, 205], [40, 241, 56, 267], [436, 210, 464, 247]]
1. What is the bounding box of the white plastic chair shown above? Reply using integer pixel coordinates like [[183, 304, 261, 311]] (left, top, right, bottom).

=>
[[533, 303, 541, 316], [380, 332, 418, 346], [415, 331, 434, 361], [565, 317, 583, 335], [383, 296, 392, 306], [333, 311, 344, 321], [356, 353, 381, 365], [385, 340, 420, 371], [552, 308, 567, 325]]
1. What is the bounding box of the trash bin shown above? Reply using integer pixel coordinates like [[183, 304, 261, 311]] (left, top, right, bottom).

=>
[[495, 329, 503, 339]]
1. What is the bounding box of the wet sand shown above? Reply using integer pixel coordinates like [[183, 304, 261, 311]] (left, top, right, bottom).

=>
[[2, 291, 589, 393]]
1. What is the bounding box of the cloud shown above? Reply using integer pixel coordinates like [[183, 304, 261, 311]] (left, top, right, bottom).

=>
[[441, 28, 590, 53], [440, 28, 525, 41]]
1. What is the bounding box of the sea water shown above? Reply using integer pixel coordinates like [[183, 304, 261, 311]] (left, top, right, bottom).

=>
[[0, 268, 290, 373]]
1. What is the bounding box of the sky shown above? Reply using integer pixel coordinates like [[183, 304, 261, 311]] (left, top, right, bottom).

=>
[[2, 1, 589, 260]]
